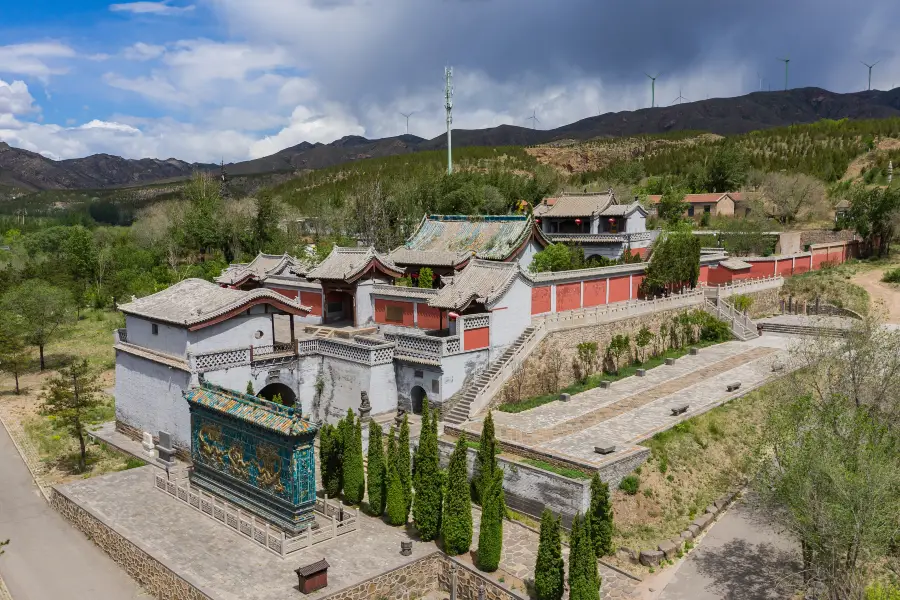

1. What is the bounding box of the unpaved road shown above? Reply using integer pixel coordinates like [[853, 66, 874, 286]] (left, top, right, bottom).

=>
[[851, 268, 900, 323]]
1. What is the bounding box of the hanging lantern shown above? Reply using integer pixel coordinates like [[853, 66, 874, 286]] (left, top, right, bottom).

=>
[[575, 218, 582, 225], [608, 218, 615, 222], [535, 218, 540, 224], [448, 312, 460, 319]]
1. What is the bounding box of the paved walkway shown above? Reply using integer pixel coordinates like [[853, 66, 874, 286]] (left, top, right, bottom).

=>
[[658, 495, 801, 600], [0, 423, 145, 600]]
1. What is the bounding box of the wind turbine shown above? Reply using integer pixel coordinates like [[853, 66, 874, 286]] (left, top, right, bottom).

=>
[[645, 72, 659, 108], [861, 60, 880, 91], [527, 109, 540, 129], [399, 111, 415, 134], [778, 57, 790, 91], [671, 88, 689, 105], [757, 71, 764, 92]]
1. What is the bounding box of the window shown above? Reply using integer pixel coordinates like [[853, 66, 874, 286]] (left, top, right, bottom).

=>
[[386, 305, 404, 323], [414, 370, 424, 379], [431, 379, 440, 394], [687, 206, 695, 217], [704, 205, 712, 213], [254, 330, 264, 339], [151, 323, 159, 335]]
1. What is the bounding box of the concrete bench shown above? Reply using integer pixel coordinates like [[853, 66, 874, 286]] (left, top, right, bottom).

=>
[[594, 445, 616, 455], [671, 405, 689, 416], [726, 382, 741, 392]]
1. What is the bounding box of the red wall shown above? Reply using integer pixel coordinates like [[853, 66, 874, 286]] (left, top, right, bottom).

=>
[[631, 275, 644, 299], [630, 247, 650, 258], [608, 275, 631, 303], [776, 259, 793, 277], [706, 265, 733, 285], [556, 282, 581, 312], [300, 291, 323, 316], [812, 248, 828, 269], [464, 327, 490, 350], [531, 287, 551, 315], [699, 265, 709, 285], [270, 287, 298, 299], [374, 299, 415, 326], [793, 257, 810, 275], [417, 304, 442, 330], [583, 279, 607, 307], [748, 261, 775, 278]]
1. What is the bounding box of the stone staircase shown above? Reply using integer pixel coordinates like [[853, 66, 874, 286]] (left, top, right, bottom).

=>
[[443, 325, 540, 425], [705, 298, 758, 341], [758, 322, 849, 338]]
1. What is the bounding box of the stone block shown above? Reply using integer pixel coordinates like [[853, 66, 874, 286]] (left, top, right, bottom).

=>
[[693, 513, 713, 530], [559, 393, 570, 402], [639, 549, 663, 567], [616, 547, 638, 563], [726, 381, 742, 392], [658, 540, 678, 561], [599, 380, 612, 389], [141, 432, 155, 457], [705, 505, 718, 516], [670, 405, 689, 416], [636, 369, 646, 377], [689, 347, 699, 355], [665, 357, 676, 366], [688, 524, 700, 537], [680, 530, 694, 541], [714, 495, 730, 510], [594, 445, 616, 455]]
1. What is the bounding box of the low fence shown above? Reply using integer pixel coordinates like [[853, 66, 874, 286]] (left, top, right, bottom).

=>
[[384, 330, 462, 362], [154, 470, 357, 558], [781, 296, 863, 320], [703, 276, 784, 298]]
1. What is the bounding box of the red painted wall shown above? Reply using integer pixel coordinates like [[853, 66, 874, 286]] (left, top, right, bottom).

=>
[[374, 299, 415, 326], [631, 275, 644, 299], [706, 265, 732, 285], [270, 287, 298, 299], [531, 287, 551, 315], [776, 259, 793, 277], [748, 261, 775, 278], [630, 247, 650, 258], [793, 256, 811, 275], [417, 304, 442, 330], [300, 291, 323, 316], [464, 327, 490, 350], [608, 275, 631, 303], [812, 248, 828, 269], [699, 265, 709, 285], [556, 282, 582, 312], [583, 279, 607, 307]]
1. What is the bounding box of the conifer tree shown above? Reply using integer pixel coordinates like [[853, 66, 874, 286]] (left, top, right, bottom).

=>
[[387, 425, 397, 468], [245, 380, 254, 395], [343, 416, 365, 504], [413, 400, 430, 488], [588, 473, 614, 557], [534, 510, 564, 600], [413, 400, 443, 541], [442, 436, 473, 555], [385, 462, 407, 526], [398, 414, 412, 518], [568, 514, 601, 600], [476, 469, 505, 572], [366, 420, 386, 516], [474, 410, 498, 504]]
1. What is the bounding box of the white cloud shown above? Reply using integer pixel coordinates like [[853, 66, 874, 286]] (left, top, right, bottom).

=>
[[0, 79, 38, 116], [109, 1, 195, 16], [248, 103, 364, 158], [76, 119, 141, 134], [123, 43, 166, 61], [0, 42, 76, 80]]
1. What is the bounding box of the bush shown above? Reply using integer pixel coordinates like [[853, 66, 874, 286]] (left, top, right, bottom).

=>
[[731, 293, 753, 313], [619, 475, 640, 495], [882, 268, 900, 284]]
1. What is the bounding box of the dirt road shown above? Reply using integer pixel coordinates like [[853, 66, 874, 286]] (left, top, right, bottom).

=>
[[851, 268, 900, 323]]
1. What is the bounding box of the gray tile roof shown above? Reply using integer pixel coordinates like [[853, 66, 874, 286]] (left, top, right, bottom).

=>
[[544, 233, 627, 243], [389, 214, 538, 266], [307, 246, 404, 282], [214, 253, 311, 286], [524, 262, 647, 284], [371, 284, 438, 300], [428, 259, 521, 311], [598, 201, 646, 217], [118, 278, 311, 327], [719, 258, 753, 270], [539, 192, 616, 218]]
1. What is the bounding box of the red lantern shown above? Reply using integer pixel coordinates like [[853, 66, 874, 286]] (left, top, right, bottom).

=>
[[575, 218, 582, 225], [448, 312, 459, 319], [535, 218, 540, 223], [609, 218, 615, 222]]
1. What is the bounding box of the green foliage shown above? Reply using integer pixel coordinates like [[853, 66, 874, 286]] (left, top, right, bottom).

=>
[[270, 393, 283, 405], [618, 475, 640, 495], [319, 423, 343, 497], [366, 420, 386, 516], [534, 510, 565, 600], [385, 462, 407, 526], [476, 469, 505, 572], [474, 411, 498, 504], [644, 232, 701, 295], [573, 341, 600, 382], [568, 514, 601, 600], [245, 380, 255, 395], [395, 276, 413, 287], [40, 359, 103, 472], [657, 188, 690, 226], [848, 184, 900, 256], [0, 310, 29, 394], [882, 268, 900, 284], [397, 415, 412, 519], [867, 582, 900, 600], [442, 436, 473, 555], [530, 243, 622, 273], [635, 325, 654, 363], [1, 279, 73, 370], [589, 474, 614, 557], [731, 294, 753, 313], [417, 267, 434, 289], [521, 459, 591, 480], [412, 399, 443, 540], [342, 412, 365, 505], [606, 334, 631, 373]]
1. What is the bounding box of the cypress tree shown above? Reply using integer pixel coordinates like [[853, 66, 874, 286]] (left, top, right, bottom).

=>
[[387, 425, 397, 469], [413, 401, 430, 489], [320, 423, 343, 498], [245, 380, 254, 395], [476, 468, 505, 572], [442, 436, 473, 555], [366, 420, 386, 516], [534, 510, 564, 600], [474, 411, 498, 504], [568, 514, 601, 600], [343, 416, 365, 505], [413, 400, 443, 541], [385, 462, 407, 526], [398, 414, 412, 519], [588, 473, 614, 557]]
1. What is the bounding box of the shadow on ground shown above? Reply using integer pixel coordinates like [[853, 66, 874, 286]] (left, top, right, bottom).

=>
[[692, 538, 802, 599]]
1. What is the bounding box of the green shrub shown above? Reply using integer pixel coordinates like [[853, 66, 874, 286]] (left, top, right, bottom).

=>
[[731, 293, 753, 313], [342, 412, 365, 505], [476, 469, 504, 572], [882, 268, 900, 284], [588, 474, 614, 557], [366, 420, 386, 516], [658, 455, 668, 474], [412, 400, 443, 541], [534, 510, 564, 600], [619, 475, 640, 495], [867, 582, 900, 600], [442, 436, 473, 555]]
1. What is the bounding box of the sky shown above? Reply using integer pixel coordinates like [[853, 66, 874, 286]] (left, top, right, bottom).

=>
[[1, 0, 899, 163]]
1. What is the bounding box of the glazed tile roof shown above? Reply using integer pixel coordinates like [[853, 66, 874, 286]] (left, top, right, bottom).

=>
[[184, 383, 316, 436], [307, 246, 404, 282], [537, 192, 616, 218], [118, 279, 311, 327], [428, 259, 521, 310], [389, 214, 539, 266], [215, 253, 311, 286]]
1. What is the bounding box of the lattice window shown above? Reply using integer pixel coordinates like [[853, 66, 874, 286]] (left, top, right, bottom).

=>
[[444, 337, 461, 354], [463, 314, 490, 330], [194, 348, 251, 373]]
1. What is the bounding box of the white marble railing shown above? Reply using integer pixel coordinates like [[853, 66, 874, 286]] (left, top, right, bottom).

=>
[[703, 276, 784, 298], [385, 331, 463, 361]]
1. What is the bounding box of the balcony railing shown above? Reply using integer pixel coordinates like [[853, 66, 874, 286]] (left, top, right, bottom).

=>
[[384, 331, 463, 362]]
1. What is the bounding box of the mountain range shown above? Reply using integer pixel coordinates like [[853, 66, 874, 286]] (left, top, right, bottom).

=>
[[3, 86, 900, 193]]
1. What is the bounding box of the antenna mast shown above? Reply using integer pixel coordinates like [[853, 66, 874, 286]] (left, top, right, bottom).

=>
[[445, 66, 453, 175]]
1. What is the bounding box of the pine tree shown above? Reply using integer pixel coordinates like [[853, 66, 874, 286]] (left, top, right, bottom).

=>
[[474, 410, 498, 504], [245, 380, 254, 395], [442, 436, 473, 555], [476, 468, 505, 572], [413, 399, 443, 541], [588, 473, 614, 557], [385, 462, 407, 526], [398, 414, 412, 519], [343, 416, 365, 504], [534, 510, 564, 600], [366, 420, 386, 516], [568, 514, 601, 600]]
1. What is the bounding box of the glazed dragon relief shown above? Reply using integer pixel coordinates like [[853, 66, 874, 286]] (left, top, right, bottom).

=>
[[227, 443, 251, 480], [255, 444, 286, 495], [197, 423, 226, 469]]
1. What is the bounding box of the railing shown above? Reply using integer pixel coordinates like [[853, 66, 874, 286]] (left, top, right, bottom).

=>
[[385, 331, 463, 361], [705, 298, 757, 341], [461, 313, 490, 330], [192, 347, 252, 373], [251, 342, 295, 359], [703, 276, 784, 298], [543, 231, 656, 243], [191, 336, 396, 372], [154, 471, 356, 558]]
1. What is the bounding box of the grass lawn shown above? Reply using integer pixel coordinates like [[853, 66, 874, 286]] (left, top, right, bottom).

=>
[[519, 458, 591, 480], [497, 340, 720, 414]]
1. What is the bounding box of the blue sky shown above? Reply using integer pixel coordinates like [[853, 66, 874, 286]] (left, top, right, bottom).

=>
[[2, 0, 899, 163]]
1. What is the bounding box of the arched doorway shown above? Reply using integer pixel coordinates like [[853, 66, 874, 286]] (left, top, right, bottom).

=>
[[258, 382, 297, 407], [411, 385, 427, 414]]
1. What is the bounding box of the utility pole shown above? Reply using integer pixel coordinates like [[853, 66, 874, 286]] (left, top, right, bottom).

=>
[[445, 66, 453, 175], [862, 61, 880, 91], [778, 57, 790, 91]]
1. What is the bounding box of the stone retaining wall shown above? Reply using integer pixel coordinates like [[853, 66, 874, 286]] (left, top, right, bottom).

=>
[[320, 553, 442, 600], [438, 558, 527, 600], [735, 286, 781, 319], [51, 488, 212, 600]]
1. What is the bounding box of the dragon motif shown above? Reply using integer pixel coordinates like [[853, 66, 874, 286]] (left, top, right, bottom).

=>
[[227, 442, 251, 480], [255, 443, 285, 495], [197, 423, 225, 469]]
